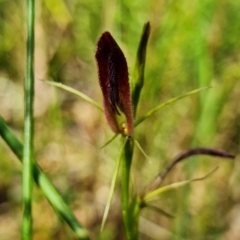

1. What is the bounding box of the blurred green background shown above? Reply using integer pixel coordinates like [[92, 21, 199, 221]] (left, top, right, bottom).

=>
[[0, 0, 240, 239]]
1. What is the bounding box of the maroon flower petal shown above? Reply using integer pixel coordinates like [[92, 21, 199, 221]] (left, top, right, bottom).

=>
[[95, 32, 134, 135]]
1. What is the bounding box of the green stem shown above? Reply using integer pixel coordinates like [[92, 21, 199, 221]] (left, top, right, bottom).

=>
[[0, 116, 90, 240], [121, 136, 135, 239], [22, 0, 35, 238]]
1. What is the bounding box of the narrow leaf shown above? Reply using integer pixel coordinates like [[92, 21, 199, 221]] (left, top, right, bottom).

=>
[[133, 138, 150, 161], [148, 147, 234, 191], [101, 137, 128, 231], [43, 80, 103, 112], [143, 204, 174, 218], [144, 167, 218, 203], [132, 22, 151, 116], [100, 134, 118, 149], [134, 87, 210, 127], [0, 116, 90, 240]]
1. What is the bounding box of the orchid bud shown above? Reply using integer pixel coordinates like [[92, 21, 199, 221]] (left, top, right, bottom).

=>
[[95, 32, 134, 136]]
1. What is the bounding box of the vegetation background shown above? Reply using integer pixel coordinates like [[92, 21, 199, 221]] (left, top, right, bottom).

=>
[[0, 0, 240, 239]]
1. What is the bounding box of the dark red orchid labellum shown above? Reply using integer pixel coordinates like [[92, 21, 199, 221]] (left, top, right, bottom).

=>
[[95, 32, 134, 136]]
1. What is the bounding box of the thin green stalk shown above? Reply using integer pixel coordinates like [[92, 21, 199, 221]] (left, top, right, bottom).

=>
[[121, 136, 135, 240], [119, 22, 150, 240], [22, 0, 35, 238], [0, 116, 90, 240]]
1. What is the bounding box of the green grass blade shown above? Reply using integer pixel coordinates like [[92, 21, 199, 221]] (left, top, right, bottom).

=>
[[22, 0, 35, 238], [0, 116, 90, 240], [147, 148, 234, 192], [101, 137, 128, 231], [133, 138, 150, 161], [100, 134, 118, 149], [132, 22, 151, 116], [143, 167, 218, 203], [44, 80, 103, 112], [134, 87, 210, 127], [143, 204, 174, 219]]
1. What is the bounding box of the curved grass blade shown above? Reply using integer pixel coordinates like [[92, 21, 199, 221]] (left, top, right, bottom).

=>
[[134, 86, 210, 127], [147, 147, 234, 192], [43, 80, 103, 112], [0, 116, 90, 240], [144, 167, 218, 203], [101, 137, 128, 231]]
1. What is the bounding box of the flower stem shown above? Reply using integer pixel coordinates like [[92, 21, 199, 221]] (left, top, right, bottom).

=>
[[0, 115, 90, 240], [22, 0, 35, 238], [121, 136, 135, 239]]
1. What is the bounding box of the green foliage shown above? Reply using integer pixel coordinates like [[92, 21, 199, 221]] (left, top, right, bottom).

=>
[[0, 0, 239, 239], [22, 0, 35, 238], [0, 116, 90, 240]]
